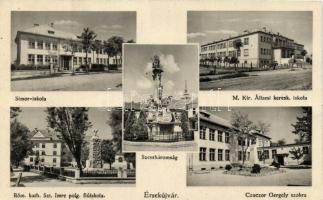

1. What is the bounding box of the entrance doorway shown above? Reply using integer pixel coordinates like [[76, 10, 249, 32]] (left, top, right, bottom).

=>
[[276, 154, 285, 165], [60, 56, 71, 71]]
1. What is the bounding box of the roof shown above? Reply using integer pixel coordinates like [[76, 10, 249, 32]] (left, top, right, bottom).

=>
[[252, 131, 271, 139], [31, 128, 60, 141], [18, 24, 78, 40], [200, 110, 233, 129], [258, 142, 311, 149]]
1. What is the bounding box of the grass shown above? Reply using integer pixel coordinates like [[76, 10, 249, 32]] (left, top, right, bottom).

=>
[[200, 71, 249, 82]]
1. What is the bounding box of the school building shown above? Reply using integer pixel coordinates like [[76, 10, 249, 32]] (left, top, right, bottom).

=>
[[14, 23, 121, 71], [200, 27, 306, 68], [187, 110, 311, 171]]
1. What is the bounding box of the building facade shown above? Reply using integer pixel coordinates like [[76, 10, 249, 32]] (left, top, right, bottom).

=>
[[200, 27, 305, 68], [24, 129, 63, 167], [15, 23, 121, 71], [187, 110, 311, 171]]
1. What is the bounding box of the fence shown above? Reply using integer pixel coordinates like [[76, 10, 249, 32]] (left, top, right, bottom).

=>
[[149, 131, 194, 142], [29, 165, 135, 179]]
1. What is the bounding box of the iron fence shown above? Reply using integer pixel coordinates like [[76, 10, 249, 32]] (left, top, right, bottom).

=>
[[81, 169, 118, 178]]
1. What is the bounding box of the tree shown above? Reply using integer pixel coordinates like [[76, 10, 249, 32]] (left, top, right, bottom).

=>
[[180, 111, 189, 139], [46, 107, 92, 173], [230, 56, 239, 71], [291, 107, 312, 143], [124, 111, 137, 141], [230, 111, 254, 165], [10, 107, 32, 167], [277, 139, 286, 146], [289, 147, 304, 165], [256, 121, 271, 135], [81, 141, 89, 166], [101, 140, 116, 169], [92, 40, 102, 64], [107, 36, 124, 67], [124, 153, 136, 169], [233, 39, 243, 69], [209, 55, 216, 74], [107, 109, 122, 152], [133, 111, 148, 140], [80, 28, 97, 72]]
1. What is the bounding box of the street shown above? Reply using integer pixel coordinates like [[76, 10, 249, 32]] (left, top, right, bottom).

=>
[[11, 73, 122, 91], [200, 68, 312, 90], [187, 168, 312, 186]]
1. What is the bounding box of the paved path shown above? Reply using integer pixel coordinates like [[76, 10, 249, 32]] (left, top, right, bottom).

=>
[[200, 68, 312, 90], [187, 168, 311, 186], [11, 73, 122, 91], [11, 172, 134, 187]]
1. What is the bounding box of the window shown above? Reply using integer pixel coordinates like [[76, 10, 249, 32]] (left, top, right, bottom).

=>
[[263, 150, 269, 159], [218, 131, 223, 142], [45, 42, 51, 50], [35, 143, 39, 148], [258, 151, 262, 160], [88, 57, 91, 63], [225, 132, 230, 143], [229, 41, 233, 47], [96, 58, 99, 64], [199, 147, 206, 161], [53, 158, 56, 163], [225, 150, 230, 161], [28, 54, 35, 64], [42, 143, 45, 148], [83, 57, 87, 64], [100, 58, 103, 64], [53, 151, 57, 156], [272, 149, 277, 158], [52, 56, 58, 64], [48, 30, 55, 34], [238, 151, 243, 161], [52, 43, 57, 50], [45, 55, 50, 64], [303, 146, 309, 154], [200, 127, 206, 140], [29, 40, 35, 49], [41, 158, 44, 162], [30, 157, 33, 162], [41, 151, 45, 155], [218, 149, 223, 161], [36, 55, 43, 64], [37, 41, 43, 49], [209, 129, 215, 141], [244, 38, 249, 45], [209, 148, 215, 161], [73, 57, 77, 65], [53, 143, 57, 148], [79, 57, 82, 64], [244, 49, 249, 56]]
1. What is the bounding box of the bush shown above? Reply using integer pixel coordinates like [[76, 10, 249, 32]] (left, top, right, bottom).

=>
[[271, 161, 280, 169], [225, 164, 232, 171], [107, 64, 118, 70], [90, 64, 105, 72], [251, 164, 261, 174], [12, 64, 50, 70]]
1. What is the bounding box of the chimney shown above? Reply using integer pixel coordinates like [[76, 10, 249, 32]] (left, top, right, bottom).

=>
[[277, 32, 280, 36], [50, 22, 54, 28], [34, 23, 39, 27]]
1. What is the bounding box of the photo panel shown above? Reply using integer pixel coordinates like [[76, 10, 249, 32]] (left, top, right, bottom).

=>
[[187, 11, 313, 91], [187, 106, 312, 186], [123, 44, 199, 152], [11, 11, 136, 91], [10, 107, 136, 187]]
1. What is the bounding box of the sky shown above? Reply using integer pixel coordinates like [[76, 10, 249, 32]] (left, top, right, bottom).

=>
[[123, 44, 199, 102], [206, 107, 306, 144], [17, 107, 114, 140], [188, 11, 313, 54], [11, 11, 136, 62]]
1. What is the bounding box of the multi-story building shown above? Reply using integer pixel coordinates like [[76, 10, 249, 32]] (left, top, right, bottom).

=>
[[14, 23, 121, 71], [24, 129, 64, 167], [200, 27, 305, 68], [187, 110, 311, 171]]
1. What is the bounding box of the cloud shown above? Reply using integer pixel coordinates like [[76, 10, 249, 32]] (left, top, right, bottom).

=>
[[187, 32, 206, 39], [53, 20, 82, 27], [136, 76, 153, 90], [164, 80, 175, 91], [159, 54, 180, 74], [204, 30, 238, 35]]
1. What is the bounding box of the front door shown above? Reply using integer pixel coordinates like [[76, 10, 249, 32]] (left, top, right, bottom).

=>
[[61, 56, 71, 71], [277, 155, 285, 165]]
